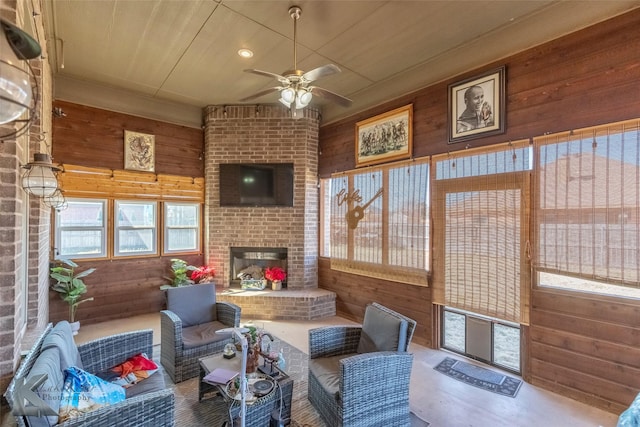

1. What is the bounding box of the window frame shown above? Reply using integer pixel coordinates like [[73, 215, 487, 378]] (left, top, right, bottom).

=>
[[113, 200, 158, 257], [163, 201, 201, 255], [54, 198, 108, 260]]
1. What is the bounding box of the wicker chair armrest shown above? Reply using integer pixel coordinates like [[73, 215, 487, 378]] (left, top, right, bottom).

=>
[[59, 388, 175, 427], [160, 310, 183, 358], [216, 301, 241, 327], [339, 352, 413, 419], [78, 329, 153, 374], [309, 326, 362, 359]]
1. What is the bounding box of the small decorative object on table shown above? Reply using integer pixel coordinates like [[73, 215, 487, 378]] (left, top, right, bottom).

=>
[[223, 343, 236, 359], [264, 267, 287, 290]]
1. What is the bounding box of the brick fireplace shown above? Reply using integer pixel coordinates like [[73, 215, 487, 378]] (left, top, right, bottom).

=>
[[229, 247, 288, 287], [203, 105, 320, 290]]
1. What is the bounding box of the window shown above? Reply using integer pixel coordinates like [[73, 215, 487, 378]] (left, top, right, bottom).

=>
[[326, 158, 430, 285], [55, 198, 107, 259], [431, 141, 532, 324], [164, 202, 200, 253], [534, 119, 640, 297], [114, 201, 157, 256]]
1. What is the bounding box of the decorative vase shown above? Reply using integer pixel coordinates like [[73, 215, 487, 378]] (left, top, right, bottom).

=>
[[272, 280, 282, 291]]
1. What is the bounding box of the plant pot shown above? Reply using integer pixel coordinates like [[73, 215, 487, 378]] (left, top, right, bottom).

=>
[[272, 280, 282, 291], [70, 321, 81, 335]]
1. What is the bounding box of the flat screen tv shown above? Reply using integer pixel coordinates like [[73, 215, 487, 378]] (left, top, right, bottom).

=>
[[219, 163, 294, 207]]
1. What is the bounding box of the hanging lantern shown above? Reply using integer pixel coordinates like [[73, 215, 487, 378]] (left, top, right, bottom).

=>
[[21, 153, 61, 197], [43, 188, 68, 211]]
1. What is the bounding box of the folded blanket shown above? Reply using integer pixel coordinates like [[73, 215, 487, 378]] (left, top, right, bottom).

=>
[[97, 353, 158, 388]]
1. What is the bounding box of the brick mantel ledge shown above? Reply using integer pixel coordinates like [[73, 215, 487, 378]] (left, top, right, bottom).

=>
[[216, 288, 336, 320]]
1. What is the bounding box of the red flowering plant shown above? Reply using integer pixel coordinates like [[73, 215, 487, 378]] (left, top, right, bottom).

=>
[[264, 267, 287, 282], [190, 265, 216, 284]]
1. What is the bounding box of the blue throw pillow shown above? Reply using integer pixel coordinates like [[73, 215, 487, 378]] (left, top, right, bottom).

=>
[[58, 367, 126, 423]]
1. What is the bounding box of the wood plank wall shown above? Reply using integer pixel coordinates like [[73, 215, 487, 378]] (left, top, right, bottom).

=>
[[50, 101, 205, 325], [317, 9, 640, 412], [52, 100, 204, 177]]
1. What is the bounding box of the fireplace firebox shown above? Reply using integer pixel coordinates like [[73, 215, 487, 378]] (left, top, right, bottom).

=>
[[229, 247, 288, 288]]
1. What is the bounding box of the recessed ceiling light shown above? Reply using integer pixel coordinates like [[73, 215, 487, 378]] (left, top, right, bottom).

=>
[[238, 49, 253, 58]]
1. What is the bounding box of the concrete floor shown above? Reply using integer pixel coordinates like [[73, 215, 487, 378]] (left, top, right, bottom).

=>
[[2, 313, 620, 427]]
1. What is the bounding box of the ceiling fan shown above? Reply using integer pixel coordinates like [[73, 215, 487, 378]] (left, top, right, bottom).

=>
[[240, 6, 352, 116]]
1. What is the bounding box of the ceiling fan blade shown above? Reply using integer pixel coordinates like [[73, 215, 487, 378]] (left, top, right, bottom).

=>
[[239, 87, 283, 102], [302, 64, 341, 83], [244, 69, 290, 84], [309, 86, 352, 108]]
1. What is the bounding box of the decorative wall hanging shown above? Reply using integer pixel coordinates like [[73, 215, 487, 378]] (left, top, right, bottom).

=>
[[448, 66, 505, 144], [124, 130, 155, 172], [355, 104, 413, 167]]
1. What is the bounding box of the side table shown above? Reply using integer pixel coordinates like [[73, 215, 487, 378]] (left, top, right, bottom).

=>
[[199, 353, 293, 426]]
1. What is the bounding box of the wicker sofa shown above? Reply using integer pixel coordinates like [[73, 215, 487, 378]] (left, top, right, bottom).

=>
[[308, 302, 416, 427], [4, 321, 175, 427]]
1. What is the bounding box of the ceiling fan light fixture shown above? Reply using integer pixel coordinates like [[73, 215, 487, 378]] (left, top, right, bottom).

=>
[[280, 87, 295, 104], [278, 97, 291, 108], [296, 89, 312, 108]]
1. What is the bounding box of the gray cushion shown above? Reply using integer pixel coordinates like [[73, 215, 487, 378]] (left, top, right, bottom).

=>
[[167, 284, 217, 327], [182, 321, 233, 349], [125, 365, 167, 398], [357, 304, 408, 354], [308, 353, 355, 401], [42, 320, 83, 370], [24, 348, 63, 427]]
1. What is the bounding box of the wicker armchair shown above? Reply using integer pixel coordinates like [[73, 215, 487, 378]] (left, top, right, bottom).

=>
[[4, 324, 175, 427], [160, 283, 241, 383], [308, 302, 416, 427]]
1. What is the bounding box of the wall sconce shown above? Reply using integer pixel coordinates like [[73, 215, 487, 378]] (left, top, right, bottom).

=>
[[21, 153, 61, 197], [0, 18, 42, 136], [43, 188, 68, 211]]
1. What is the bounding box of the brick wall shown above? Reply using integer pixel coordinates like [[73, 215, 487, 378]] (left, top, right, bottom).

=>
[[203, 105, 319, 289], [0, 0, 53, 397]]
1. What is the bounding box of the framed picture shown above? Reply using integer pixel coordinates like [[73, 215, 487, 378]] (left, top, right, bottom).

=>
[[355, 104, 413, 168], [448, 66, 505, 144], [124, 130, 155, 172]]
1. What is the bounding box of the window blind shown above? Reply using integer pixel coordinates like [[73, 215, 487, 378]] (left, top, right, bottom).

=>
[[534, 119, 640, 290], [432, 141, 531, 324], [329, 158, 430, 286]]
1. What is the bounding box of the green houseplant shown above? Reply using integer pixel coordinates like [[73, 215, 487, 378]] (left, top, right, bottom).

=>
[[160, 258, 197, 290], [50, 259, 96, 327]]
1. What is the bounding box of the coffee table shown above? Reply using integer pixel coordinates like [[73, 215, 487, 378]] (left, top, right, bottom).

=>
[[199, 353, 293, 426]]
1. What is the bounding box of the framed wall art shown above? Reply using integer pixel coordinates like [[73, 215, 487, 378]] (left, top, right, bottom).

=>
[[355, 104, 413, 168], [448, 66, 505, 144], [124, 130, 155, 172]]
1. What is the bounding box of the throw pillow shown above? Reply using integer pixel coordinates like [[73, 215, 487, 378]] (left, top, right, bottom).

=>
[[58, 367, 126, 423], [97, 353, 158, 388]]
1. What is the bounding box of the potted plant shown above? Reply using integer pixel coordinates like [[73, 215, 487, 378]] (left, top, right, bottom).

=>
[[190, 265, 215, 284], [160, 258, 197, 290], [50, 259, 96, 334], [264, 266, 287, 290]]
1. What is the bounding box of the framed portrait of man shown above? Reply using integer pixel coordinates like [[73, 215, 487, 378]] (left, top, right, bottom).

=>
[[448, 66, 505, 144]]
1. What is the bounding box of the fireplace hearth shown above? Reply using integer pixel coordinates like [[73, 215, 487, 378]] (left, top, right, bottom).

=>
[[229, 247, 288, 288]]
